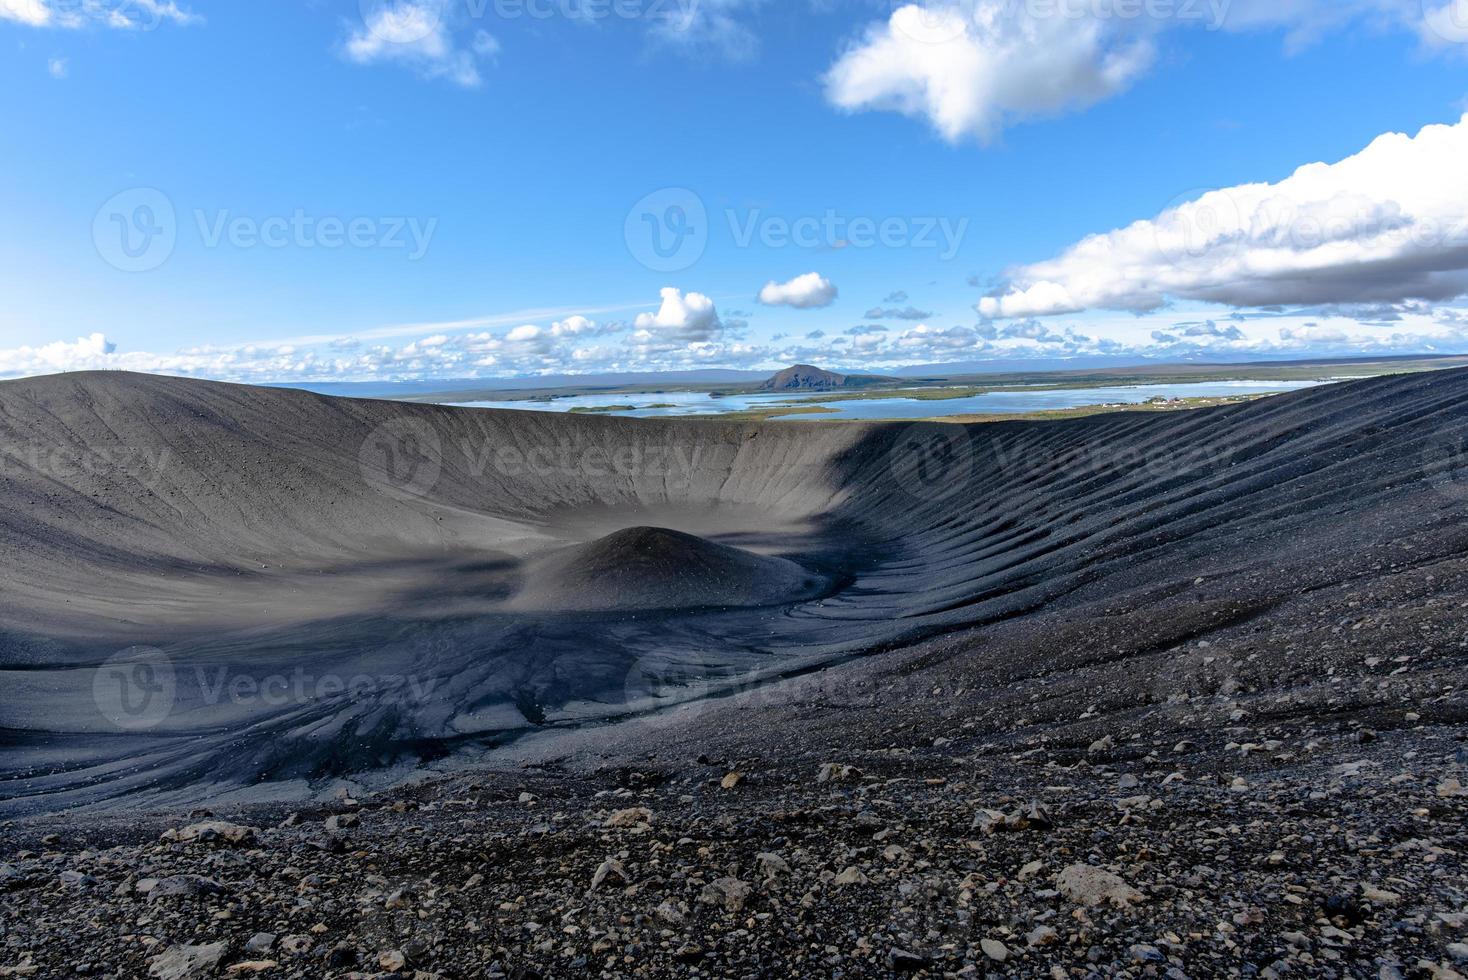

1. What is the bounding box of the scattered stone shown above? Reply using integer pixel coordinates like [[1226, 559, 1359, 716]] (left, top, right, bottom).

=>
[[698, 877, 753, 912], [816, 763, 861, 783], [243, 934, 276, 955], [1130, 944, 1164, 964], [148, 943, 227, 980], [1027, 925, 1059, 947], [604, 807, 652, 829], [1057, 864, 1144, 910], [162, 821, 258, 848], [755, 851, 791, 882], [324, 944, 357, 969], [888, 949, 929, 973], [147, 875, 228, 902], [589, 858, 627, 891]]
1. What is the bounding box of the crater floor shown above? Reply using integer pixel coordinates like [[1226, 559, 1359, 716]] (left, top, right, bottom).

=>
[[1, 368, 1467, 816]]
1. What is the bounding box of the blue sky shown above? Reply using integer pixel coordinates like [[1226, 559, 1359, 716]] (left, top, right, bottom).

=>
[[2, 0, 1467, 380]]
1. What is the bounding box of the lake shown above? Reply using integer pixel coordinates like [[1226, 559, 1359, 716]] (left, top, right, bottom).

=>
[[444, 379, 1331, 420]]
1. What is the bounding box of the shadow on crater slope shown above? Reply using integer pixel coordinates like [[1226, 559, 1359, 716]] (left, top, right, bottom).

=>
[[1, 368, 1466, 814]]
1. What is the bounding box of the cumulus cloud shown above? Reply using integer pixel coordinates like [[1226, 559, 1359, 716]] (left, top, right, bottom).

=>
[[1181, 320, 1246, 340], [979, 115, 1468, 319], [892, 324, 991, 356], [823, 2, 1465, 143], [450, 316, 624, 368], [865, 305, 933, 321], [344, 1, 498, 88], [824, 1, 1154, 143], [631, 287, 724, 350], [11, 300, 1468, 384], [0, 333, 116, 374], [758, 272, 838, 309], [1, 0, 49, 25], [998, 318, 1068, 344], [1, 0, 199, 28]]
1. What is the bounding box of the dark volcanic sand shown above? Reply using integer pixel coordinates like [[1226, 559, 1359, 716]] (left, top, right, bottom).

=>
[[1, 369, 1467, 978]]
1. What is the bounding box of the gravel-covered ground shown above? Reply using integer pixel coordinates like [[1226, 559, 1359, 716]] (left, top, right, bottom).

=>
[[4, 556, 1467, 979], [2, 725, 1465, 979]]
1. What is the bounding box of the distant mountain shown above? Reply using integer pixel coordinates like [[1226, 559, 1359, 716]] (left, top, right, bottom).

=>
[[759, 365, 850, 391]]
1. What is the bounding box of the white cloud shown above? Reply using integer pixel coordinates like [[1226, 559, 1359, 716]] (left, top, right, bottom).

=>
[[548, 315, 613, 338], [758, 272, 838, 309], [631, 288, 723, 349], [1, 0, 50, 26], [113, 0, 198, 28], [448, 316, 622, 367], [1, 0, 199, 29], [0, 333, 116, 373], [824, 2, 1154, 143], [47, 56, 66, 77], [866, 305, 933, 321], [344, 1, 497, 88], [823, 2, 1465, 143], [10, 301, 1468, 384], [892, 323, 991, 356], [980, 114, 1468, 318]]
